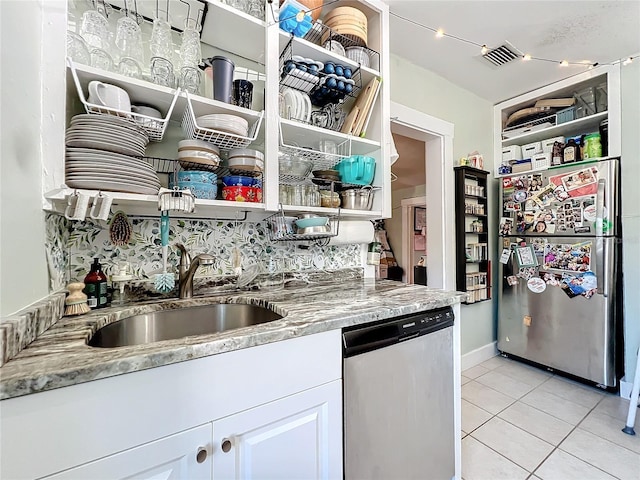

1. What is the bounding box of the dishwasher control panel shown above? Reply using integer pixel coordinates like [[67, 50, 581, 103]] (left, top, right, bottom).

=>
[[342, 307, 454, 357]]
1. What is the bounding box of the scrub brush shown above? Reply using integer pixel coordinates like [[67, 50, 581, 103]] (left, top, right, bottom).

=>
[[154, 210, 175, 293], [64, 282, 91, 316]]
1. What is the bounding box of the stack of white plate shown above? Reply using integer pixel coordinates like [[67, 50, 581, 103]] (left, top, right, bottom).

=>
[[65, 147, 160, 195], [195, 114, 249, 137], [66, 114, 149, 157], [280, 87, 311, 123]]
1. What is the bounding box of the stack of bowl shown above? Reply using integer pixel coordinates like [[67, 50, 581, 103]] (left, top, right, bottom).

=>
[[178, 139, 221, 172], [227, 148, 264, 173], [221, 175, 262, 202], [295, 214, 331, 235], [175, 170, 218, 199]]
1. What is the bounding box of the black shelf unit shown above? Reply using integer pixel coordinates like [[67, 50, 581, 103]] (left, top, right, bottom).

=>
[[454, 166, 491, 305]]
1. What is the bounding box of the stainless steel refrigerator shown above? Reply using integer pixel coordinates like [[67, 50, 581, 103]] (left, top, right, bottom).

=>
[[497, 157, 623, 388]]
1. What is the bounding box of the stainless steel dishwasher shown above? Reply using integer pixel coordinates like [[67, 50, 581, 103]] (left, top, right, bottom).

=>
[[343, 307, 455, 480]]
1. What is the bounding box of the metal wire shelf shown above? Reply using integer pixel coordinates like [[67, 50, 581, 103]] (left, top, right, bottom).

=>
[[279, 38, 362, 106], [266, 207, 340, 245], [145, 156, 263, 180], [302, 21, 381, 71], [68, 58, 179, 142], [182, 92, 264, 150]]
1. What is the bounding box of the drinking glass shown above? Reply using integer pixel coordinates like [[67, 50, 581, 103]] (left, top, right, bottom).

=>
[[149, 11, 174, 60], [67, 31, 91, 65], [179, 18, 202, 68], [150, 56, 175, 87], [114, 15, 143, 65], [118, 57, 142, 79], [80, 9, 110, 50], [90, 48, 115, 71], [232, 79, 254, 109], [180, 66, 201, 94], [246, 0, 265, 20]]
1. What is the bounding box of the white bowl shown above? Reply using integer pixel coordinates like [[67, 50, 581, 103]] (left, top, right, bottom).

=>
[[178, 139, 220, 156], [227, 156, 264, 172], [345, 47, 370, 68], [178, 149, 221, 163]]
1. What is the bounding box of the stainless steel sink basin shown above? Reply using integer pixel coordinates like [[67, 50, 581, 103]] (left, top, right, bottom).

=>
[[88, 304, 283, 348]]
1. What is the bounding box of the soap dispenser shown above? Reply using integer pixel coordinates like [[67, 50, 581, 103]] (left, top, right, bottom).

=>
[[84, 258, 108, 309]]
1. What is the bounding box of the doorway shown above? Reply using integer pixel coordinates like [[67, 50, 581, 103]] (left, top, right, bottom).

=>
[[387, 102, 455, 290]]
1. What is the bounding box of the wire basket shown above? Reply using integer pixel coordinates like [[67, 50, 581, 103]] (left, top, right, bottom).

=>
[[181, 92, 263, 150], [302, 21, 381, 72], [278, 120, 351, 169], [266, 207, 340, 244], [279, 38, 362, 105], [67, 58, 178, 142]]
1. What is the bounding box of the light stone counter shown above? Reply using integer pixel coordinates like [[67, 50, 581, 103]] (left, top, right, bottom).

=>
[[0, 279, 464, 400]]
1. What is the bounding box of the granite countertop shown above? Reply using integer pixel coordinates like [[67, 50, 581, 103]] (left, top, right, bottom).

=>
[[0, 279, 464, 400]]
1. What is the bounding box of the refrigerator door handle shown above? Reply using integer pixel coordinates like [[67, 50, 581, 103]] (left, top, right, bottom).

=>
[[595, 178, 606, 237], [595, 237, 610, 297]]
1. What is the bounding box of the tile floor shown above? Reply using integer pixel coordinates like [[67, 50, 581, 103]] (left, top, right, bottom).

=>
[[461, 356, 640, 480]]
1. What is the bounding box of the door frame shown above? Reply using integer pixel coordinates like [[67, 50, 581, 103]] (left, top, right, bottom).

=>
[[390, 102, 455, 290]]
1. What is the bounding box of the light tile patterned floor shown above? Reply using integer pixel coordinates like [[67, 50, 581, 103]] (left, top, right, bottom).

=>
[[461, 356, 640, 480]]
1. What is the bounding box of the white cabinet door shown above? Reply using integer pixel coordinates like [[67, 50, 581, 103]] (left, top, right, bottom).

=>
[[212, 380, 342, 480], [43, 423, 212, 480]]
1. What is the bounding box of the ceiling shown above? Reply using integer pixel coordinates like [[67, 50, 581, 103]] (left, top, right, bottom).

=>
[[385, 0, 640, 104], [390, 133, 425, 190]]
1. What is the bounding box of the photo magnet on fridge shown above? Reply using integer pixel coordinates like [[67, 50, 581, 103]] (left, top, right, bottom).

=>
[[499, 217, 513, 236]]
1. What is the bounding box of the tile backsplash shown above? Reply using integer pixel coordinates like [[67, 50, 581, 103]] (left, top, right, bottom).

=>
[[45, 213, 362, 289]]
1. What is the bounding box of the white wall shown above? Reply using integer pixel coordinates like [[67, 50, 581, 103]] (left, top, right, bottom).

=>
[[389, 54, 496, 355], [620, 60, 640, 382], [0, 1, 51, 316]]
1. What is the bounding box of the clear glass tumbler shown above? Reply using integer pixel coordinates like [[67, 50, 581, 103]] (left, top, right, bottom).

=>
[[179, 18, 202, 68]]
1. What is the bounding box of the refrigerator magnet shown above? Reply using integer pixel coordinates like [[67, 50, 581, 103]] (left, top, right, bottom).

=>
[[500, 248, 511, 264], [515, 245, 538, 268], [513, 190, 528, 203], [527, 277, 546, 293], [506, 275, 519, 286]]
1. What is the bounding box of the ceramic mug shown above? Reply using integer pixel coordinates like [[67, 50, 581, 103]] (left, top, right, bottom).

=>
[[87, 81, 131, 112]]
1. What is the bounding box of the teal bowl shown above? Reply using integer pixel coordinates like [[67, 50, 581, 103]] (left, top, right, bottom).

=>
[[295, 216, 329, 229]]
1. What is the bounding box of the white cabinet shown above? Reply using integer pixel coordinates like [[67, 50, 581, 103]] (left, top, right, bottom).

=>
[[213, 380, 342, 480], [493, 64, 621, 178], [43, 424, 213, 480], [0, 330, 343, 480]]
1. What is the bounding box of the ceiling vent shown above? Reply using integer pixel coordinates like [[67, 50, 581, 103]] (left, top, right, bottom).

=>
[[482, 43, 521, 67]]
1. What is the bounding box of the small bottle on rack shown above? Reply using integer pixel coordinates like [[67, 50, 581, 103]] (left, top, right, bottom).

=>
[[84, 258, 108, 309]]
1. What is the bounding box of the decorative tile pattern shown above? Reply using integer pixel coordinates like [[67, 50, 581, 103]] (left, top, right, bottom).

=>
[[45, 213, 363, 287]]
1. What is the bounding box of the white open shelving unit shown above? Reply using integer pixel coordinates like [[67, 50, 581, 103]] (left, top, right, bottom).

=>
[[49, 0, 390, 222], [493, 64, 621, 178]]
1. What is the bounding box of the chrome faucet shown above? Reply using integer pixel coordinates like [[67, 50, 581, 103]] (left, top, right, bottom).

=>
[[176, 243, 215, 299]]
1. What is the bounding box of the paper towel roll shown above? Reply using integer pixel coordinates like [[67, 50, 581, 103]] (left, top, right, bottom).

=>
[[329, 220, 374, 245]]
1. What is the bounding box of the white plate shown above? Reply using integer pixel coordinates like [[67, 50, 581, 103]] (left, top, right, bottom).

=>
[[65, 138, 145, 157], [65, 163, 160, 182], [67, 128, 148, 144], [65, 178, 159, 195], [66, 174, 161, 189], [68, 123, 149, 142], [65, 135, 147, 150], [65, 149, 155, 171], [70, 115, 149, 139]]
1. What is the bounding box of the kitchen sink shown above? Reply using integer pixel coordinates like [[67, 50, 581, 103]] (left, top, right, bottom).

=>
[[88, 303, 283, 348]]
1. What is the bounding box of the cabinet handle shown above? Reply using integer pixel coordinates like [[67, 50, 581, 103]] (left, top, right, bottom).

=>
[[196, 447, 208, 463], [221, 438, 232, 453]]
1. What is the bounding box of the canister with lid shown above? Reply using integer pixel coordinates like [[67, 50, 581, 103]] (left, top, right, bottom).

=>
[[583, 133, 602, 159]]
